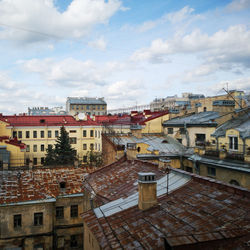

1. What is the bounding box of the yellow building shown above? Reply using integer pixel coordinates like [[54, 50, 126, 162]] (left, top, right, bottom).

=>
[[66, 97, 107, 116], [184, 109, 250, 189], [0, 114, 102, 167]]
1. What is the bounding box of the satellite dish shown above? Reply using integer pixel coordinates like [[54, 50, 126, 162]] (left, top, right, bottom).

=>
[[78, 113, 86, 120]]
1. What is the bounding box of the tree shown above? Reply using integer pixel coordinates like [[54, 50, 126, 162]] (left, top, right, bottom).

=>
[[44, 126, 76, 166], [86, 149, 103, 168]]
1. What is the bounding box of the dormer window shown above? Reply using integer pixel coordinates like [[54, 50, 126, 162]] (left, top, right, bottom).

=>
[[40, 119, 45, 123], [60, 182, 66, 189]]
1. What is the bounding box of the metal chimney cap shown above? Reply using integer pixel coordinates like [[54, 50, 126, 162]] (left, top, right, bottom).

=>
[[138, 172, 156, 183]]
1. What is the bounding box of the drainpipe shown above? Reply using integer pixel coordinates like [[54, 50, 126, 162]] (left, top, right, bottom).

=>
[[184, 122, 190, 147]]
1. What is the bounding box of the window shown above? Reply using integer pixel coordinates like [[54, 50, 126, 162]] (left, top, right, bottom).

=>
[[229, 179, 240, 186], [70, 130, 76, 133], [127, 143, 136, 150], [207, 167, 216, 176], [168, 128, 173, 134], [26, 158, 30, 165], [33, 145, 37, 152], [87, 105, 89, 110], [33, 158, 37, 165], [48, 144, 52, 150], [41, 144, 45, 152], [180, 128, 185, 134], [177, 139, 182, 144], [56, 206, 64, 219], [55, 130, 59, 137], [90, 130, 94, 137], [229, 136, 238, 150], [40, 131, 44, 138], [34, 212, 43, 226], [13, 131, 17, 138], [33, 131, 37, 138], [83, 144, 87, 150], [70, 235, 78, 248], [98, 131, 100, 138], [71, 205, 78, 218], [48, 130, 52, 138], [60, 182, 66, 189], [83, 156, 87, 162], [41, 157, 45, 165], [90, 144, 94, 150], [83, 130, 87, 137], [26, 131, 30, 138], [70, 137, 77, 144], [26, 145, 30, 152], [14, 214, 22, 228], [18, 131, 22, 138], [186, 167, 193, 173], [95, 131, 97, 137]]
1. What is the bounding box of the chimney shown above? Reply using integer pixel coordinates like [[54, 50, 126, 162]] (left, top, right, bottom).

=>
[[138, 172, 157, 210]]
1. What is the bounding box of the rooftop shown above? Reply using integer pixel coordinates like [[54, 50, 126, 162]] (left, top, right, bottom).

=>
[[163, 111, 220, 127], [107, 134, 187, 156], [67, 97, 106, 105], [82, 168, 250, 249], [212, 110, 250, 139], [84, 159, 165, 204], [0, 167, 87, 205], [0, 114, 100, 127]]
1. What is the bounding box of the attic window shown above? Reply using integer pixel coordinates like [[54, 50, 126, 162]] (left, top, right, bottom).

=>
[[60, 182, 66, 189], [162, 140, 168, 143], [40, 119, 45, 123]]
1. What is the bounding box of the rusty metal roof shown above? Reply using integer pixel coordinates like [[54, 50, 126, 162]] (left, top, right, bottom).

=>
[[0, 167, 87, 205], [84, 159, 165, 203], [82, 168, 250, 249]]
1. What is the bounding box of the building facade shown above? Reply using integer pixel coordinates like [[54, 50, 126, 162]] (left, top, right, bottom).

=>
[[0, 167, 86, 249], [0, 114, 102, 168], [66, 97, 107, 116]]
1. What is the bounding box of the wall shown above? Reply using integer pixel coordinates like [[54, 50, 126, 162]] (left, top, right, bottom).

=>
[[7, 125, 102, 167], [0, 195, 84, 250], [141, 114, 169, 134], [84, 222, 101, 250], [182, 158, 250, 189], [0, 202, 53, 249]]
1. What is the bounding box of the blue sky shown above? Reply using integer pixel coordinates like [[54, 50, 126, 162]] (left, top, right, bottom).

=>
[[0, 0, 250, 114]]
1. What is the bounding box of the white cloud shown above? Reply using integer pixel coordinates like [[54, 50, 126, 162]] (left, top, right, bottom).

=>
[[226, 0, 250, 11], [131, 25, 250, 72], [0, 0, 122, 43], [88, 37, 107, 51], [137, 6, 202, 33]]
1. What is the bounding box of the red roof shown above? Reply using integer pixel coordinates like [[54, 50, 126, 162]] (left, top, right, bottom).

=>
[[1, 115, 101, 127], [94, 110, 169, 126], [0, 136, 26, 149]]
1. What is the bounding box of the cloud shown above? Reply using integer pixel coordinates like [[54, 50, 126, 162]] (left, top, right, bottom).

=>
[[226, 0, 250, 12], [205, 77, 250, 95], [0, 0, 122, 44], [131, 25, 250, 72], [137, 6, 202, 33], [88, 37, 107, 51], [106, 80, 145, 102]]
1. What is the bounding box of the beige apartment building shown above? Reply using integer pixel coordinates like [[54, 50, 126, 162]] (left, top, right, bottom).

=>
[[0, 114, 102, 167], [66, 97, 107, 116]]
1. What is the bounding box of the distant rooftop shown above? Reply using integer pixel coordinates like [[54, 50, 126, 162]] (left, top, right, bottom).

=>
[[67, 97, 106, 105]]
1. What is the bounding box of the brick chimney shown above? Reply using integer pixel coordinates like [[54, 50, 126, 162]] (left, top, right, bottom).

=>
[[138, 172, 157, 210]]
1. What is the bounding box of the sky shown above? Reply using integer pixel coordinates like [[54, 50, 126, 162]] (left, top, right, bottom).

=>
[[0, 0, 250, 114]]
